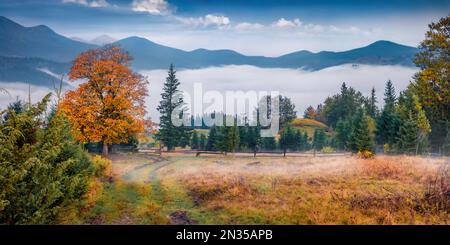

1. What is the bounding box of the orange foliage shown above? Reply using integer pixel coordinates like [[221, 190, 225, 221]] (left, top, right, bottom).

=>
[[61, 46, 149, 146]]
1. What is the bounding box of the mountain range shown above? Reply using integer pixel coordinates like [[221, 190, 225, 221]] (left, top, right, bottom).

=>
[[0, 16, 419, 88]]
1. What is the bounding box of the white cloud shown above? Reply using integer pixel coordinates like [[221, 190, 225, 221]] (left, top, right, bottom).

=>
[[131, 0, 170, 15], [89, 0, 109, 8], [272, 18, 302, 28], [176, 14, 230, 27], [234, 22, 264, 31], [62, 0, 109, 8], [303, 23, 325, 32]]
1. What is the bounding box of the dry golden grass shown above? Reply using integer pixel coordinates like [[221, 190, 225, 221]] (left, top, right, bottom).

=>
[[160, 155, 449, 224], [64, 154, 448, 224]]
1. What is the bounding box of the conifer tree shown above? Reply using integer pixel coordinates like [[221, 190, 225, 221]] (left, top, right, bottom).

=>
[[335, 118, 351, 150], [191, 131, 200, 150], [313, 129, 326, 151], [156, 64, 191, 151], [0, 94, 93, 224], [262, 136, 277, 151], [376, 80, 400, 147], [215, 123, 240, 155], [206, 125, 218, 151], [199, 134, 207, 150], [350, 109, 374, 153], [280, 126, 296, 156], [302, 132, 309, 151], [247, 126, 261, 157], [366, 87, 379, 118], [396, 116, 418, 154]]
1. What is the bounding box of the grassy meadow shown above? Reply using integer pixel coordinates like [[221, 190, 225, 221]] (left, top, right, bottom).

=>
[[64, 153, 449, 225]]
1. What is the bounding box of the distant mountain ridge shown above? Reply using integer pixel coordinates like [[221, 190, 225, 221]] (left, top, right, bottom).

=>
[[0, 16, 419, 87]]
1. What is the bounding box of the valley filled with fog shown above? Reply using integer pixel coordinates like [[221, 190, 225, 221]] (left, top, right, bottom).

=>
[[0, 64, 418, 121]]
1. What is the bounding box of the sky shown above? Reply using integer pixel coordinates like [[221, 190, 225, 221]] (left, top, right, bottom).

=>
[[0, 0, 448, 56]]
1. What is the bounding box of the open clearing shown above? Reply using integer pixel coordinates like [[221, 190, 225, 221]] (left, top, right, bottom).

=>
[[73, 153, 449, 225]]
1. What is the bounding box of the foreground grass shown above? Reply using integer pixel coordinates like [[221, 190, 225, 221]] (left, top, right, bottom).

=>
[[62, 154, 449, 224]]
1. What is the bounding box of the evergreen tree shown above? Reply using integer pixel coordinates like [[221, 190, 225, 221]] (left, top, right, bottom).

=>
[[384, 80, 396, 111], [321, 82, 365, 127], [376, 80, 400, 147], [396, 116, 418, 154], [2, 99, 25, 122], [238, 126, 249, 151], [294, 129, 302, 151], [215, 123, 240, 155], [179, 133, 190, 148], [396, 89, 431, 154], [191, 131, 200, 150], [280, 126, 296, 156], [247, 126, 261, 157], [0, 94, 93, 224], [206, 125, 218, 151], [279, 96, 297, 129], [156, 64, 191, 151], [335, 118, 351, 150], [366, 87, 379, 118], [261, 136, 277, 151], [349, 109, 374, 153], [199, 134, 207, 150], [313, 129, 326, 151], [302, 132, 309, 151]]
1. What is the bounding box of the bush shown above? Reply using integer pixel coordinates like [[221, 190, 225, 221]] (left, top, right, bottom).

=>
[[92, 155, 112, 178], [0, 95, 94, 224], [321, 146, 335, 153], [357, 150, 375, 159]]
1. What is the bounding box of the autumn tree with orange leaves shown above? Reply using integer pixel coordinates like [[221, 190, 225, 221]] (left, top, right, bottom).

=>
[[61, 46, 148, 156]]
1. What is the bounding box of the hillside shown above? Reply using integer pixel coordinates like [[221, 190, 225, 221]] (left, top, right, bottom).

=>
[[290, 118, 329, 138], [0, 16, 419, 87], [0, 16, 96, 63]]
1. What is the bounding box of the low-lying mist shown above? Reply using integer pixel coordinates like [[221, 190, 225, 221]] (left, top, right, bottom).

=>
[[0, 64, 418, 121]]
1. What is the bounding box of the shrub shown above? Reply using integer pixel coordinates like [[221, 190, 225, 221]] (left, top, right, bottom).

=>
[[321, 146, 335, 153], [357, 150, 375, 159], [0, 95, 93, 224], [92, 155, 112, 178]]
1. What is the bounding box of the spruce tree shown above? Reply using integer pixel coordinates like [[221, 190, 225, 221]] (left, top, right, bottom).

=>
[[335, 118, 351, 150], [199, 134, 207, 150], [313, 129, 326, 151], [350, 109, 374, 153], [376, 80, 400, 147], [247, 126, 261, 157], [396, 116, 418, 154], [279, 126, 295, 156], [366, 87, 379, 118], [384, 80, 396, 111], [215, 123, 240, 155], [206, 125, 218, 151], [294, 129, 302, 151], [302, 132, 309, 151], [262, 136, 276, 151], [191, 131, 200, 150], [156, 64, 191, 151]]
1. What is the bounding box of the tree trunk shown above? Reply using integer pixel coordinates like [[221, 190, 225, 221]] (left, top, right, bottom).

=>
[[283, 149, 286, 157], [102, 142, 109, 157], [253, 148, 257, 158]]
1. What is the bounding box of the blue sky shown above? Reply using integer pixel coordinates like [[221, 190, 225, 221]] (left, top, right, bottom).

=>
[[1, 0, 449, 55]]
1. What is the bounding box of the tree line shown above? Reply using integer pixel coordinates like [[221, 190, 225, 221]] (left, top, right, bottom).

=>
[[156, 16, 450, 156]]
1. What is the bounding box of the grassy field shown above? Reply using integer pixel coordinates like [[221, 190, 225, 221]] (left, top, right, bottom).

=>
[[70, 153, 449, 225]]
